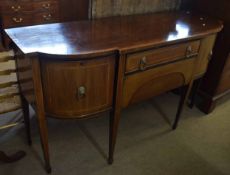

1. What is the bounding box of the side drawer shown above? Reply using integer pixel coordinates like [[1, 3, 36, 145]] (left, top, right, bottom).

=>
[[126, 40, 200, 73], [123, 58, 196, 107], [41, 56, 115, 118]]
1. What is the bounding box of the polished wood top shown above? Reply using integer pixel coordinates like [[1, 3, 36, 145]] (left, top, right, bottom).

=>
[[5, 11, 223, 58]]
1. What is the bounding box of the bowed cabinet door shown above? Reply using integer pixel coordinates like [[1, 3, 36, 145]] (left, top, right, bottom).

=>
[[40, 56, 116, 118]]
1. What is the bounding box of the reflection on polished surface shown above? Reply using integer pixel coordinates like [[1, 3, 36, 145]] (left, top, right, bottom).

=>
[[5, 11, 222, 57], [167, 22, 190, 41], [10, 24, 74, 55]]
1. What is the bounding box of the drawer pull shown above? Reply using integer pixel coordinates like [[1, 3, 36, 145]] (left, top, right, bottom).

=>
[[186, 46, 193, 58], [208, 51, 213, 61], [11, 6, 21, 12], [77, 86, 86, 99], [43, 14, 52, 21], [42, 3, 51, 9], [139, 57, 147, 71], [12, 17, 23, 23]]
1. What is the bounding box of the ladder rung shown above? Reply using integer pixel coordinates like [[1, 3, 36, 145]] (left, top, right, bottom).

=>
[[0, 106, 21, 115], [0, 69, 16, 76], [0, 93, 20, 101], [0, 81, 18, 88], [0, 56, 14, 62], [0, 122, 21, 130]]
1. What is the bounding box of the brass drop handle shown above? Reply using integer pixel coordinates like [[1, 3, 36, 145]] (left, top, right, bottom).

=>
[[11, 5, 21, 12], [43, 3, 51, 9], [186, 46, 193, 58], [12, 17, 23, 23], [43, 14, 52, 21], [77, 86, 86, 100], [208, 51, 213, 61], [139, 56, 147, 71]]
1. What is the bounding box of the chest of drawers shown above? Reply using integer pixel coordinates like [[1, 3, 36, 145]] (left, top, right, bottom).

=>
[[0, 0, 90, 49], [0, 0, 59, 47], [0, 0, 60, 28]]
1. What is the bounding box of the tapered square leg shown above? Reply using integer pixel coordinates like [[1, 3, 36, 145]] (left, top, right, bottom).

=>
[[37, 113, 51, 173], [173, 84, 191, 130], [31, 58, 51, 173], [108, 110, 121, 165]]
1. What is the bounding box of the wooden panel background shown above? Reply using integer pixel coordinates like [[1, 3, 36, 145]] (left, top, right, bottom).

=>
[[92, 0, 182, 18]]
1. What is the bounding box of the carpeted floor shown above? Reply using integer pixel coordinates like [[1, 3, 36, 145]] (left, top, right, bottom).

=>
[[0, 93, 230, 175]]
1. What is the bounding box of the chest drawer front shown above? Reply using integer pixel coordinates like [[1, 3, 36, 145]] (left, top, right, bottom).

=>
[[1, 1, 59, 13], [126, 40, 200, 73], [0, 3, 32, 14], [1, 0, 30, 3], [123, 58, 196, 107], [34, 11, 59, 24], [41, 56, 115, 118], [1, 14, 33, 28], [0, 1, 59, 28], [33, 1, 59, 12], [2, 12, 59, 28]]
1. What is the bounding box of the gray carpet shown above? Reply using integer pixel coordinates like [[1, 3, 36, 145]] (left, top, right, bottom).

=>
[[1, 93, 230, 175]]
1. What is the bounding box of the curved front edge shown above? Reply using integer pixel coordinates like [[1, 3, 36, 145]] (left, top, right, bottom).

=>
[[40, 55, 116, 119]]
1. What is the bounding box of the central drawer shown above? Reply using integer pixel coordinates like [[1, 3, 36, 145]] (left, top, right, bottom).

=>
[[122, 40, 201, 108], [41, 56, 115, 118], [125, 40, 200, 74], [123, 58, 196, 107]]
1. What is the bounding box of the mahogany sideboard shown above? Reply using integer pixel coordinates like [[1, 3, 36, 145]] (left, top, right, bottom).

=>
[[0, 0, 90, 48], [181, 0, 230, 113], [5, 11, 222, 173]]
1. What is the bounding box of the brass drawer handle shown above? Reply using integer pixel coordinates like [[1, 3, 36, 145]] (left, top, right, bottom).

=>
[[43, 14, 52, 21], [43, 3, 51, 9], [77, 86, 86, 100], [12, 17, 23, 23], [208, 51, 213, 61], [139, 56, 147, 71], [11, 5, 21, 12], [186, 46, 193, 58]]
